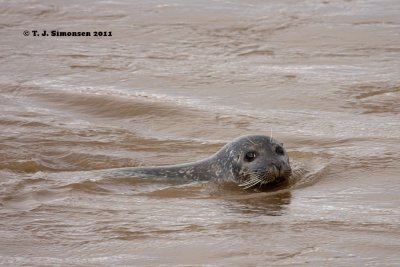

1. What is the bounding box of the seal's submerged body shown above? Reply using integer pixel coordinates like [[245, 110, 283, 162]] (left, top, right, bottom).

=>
[[118, 135, 291, 189]]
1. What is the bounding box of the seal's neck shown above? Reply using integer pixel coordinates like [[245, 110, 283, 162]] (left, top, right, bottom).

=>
[[116, 153, 235, 182]]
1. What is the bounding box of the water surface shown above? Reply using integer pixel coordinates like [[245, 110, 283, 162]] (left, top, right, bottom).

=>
[[1, 0, 399, 266]]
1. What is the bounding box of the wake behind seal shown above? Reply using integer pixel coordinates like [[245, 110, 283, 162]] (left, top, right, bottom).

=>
[[116, 135, 291, 189]]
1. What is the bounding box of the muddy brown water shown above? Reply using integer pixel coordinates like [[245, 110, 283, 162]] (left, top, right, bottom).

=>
[[1, 0, 399, 266]]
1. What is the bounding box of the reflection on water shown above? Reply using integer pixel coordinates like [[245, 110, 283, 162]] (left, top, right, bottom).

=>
[[221, 190, 292, 216], [1, 0, 400, 266]]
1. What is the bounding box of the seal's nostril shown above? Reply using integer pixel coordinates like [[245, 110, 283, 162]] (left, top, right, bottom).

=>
[[272, 163, 284, 176]]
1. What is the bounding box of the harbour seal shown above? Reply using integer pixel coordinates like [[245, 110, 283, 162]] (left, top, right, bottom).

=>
[[118, 135, 291, 189]]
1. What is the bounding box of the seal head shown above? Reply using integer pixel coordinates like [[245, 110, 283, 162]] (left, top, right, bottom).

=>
[[227, 135, 291, 189]]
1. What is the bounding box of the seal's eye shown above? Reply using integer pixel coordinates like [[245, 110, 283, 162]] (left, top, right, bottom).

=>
[[275, 145, 284, 155], [244, 151, 257, 162]]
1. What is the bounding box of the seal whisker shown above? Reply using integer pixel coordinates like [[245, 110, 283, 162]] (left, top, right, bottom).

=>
[[246, 137, 256, 145], [239, 174, 261, 187], [291, 168, 306, 177], [239, 177, 259, 187], [238, 171, 265, 189], [240, 178, 261, 189], [270, 129, 273, 142]]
